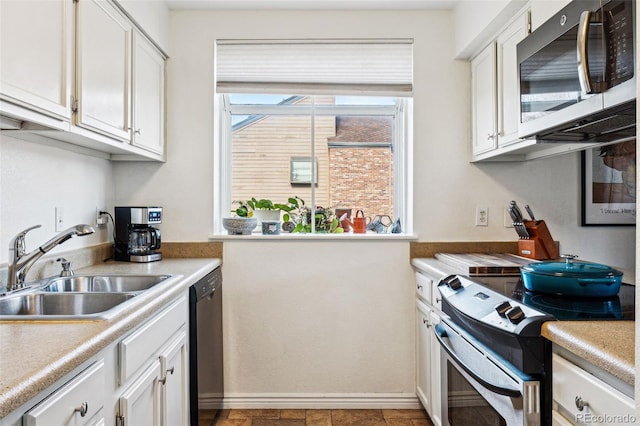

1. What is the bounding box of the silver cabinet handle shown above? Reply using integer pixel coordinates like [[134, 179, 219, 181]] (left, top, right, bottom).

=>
[[575, 396, 588, 411], [74, 401, 88, 417], [159, 366, 175, 384], [134, 128, 142, 135], [417, 284, 423, 290]]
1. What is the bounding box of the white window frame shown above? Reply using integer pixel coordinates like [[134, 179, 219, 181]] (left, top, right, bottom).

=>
[[213, 94, 412, 236]]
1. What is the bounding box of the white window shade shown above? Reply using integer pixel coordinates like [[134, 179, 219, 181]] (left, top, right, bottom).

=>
[[215, 39, 413, 96]]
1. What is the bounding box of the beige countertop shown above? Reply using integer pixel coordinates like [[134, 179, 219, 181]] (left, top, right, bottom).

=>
[[0, 258, 221, 419], [542, 321, 635, 387]]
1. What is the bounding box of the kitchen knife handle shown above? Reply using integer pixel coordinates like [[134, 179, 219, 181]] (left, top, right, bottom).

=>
[[524, 205, 536, 221]]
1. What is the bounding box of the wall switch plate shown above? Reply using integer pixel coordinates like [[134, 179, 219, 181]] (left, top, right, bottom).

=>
[[475, 206, 488, 226], [55, 207, 64, 232]]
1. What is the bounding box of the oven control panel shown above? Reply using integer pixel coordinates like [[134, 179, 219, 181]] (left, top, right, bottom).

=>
[[438, 275, 553, 334]]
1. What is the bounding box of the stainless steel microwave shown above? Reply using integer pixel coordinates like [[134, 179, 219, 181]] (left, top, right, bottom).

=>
[[517, 0, 636, 144]]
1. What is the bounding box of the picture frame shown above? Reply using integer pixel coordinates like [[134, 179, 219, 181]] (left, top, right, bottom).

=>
[[581, 141, 636, 226], [290, 157, 318, 185]]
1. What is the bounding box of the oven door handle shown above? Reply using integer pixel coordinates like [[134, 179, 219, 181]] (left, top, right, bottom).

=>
[[434, 323, 522, 398]]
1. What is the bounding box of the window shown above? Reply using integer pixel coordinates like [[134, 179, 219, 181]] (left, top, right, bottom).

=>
[[214, 40, 413, 234]]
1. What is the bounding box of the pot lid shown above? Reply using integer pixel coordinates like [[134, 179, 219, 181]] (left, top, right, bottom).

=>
[[521, 254, 623, 279]]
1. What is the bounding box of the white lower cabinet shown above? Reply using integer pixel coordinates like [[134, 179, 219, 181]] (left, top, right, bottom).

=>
[[551, 353, 635, 426], [5, 294, 189, 426], [415, 269, 443, 426], [117, 330, 188, 426], [116, 297, 188, 426], [118, 361, 162, 426], [23, 360, 105, 426]]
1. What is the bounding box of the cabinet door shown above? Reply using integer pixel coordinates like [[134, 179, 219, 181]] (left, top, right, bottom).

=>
[[0, 0, 72, 119], [75, 0, 131, 141], [415, 302, 432, 414], [23, 360, 105, 426], [132, 31, 166, 155], [160, 331, 188, 426], [428, 311, 442, 426], [471, 42, 497, 155], [496, 11, 529, 148], [552, 354, 634, 425], [118, 361, 162, 426]]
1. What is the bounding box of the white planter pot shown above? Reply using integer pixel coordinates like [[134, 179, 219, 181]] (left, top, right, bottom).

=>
[[253, 210, 281, 227]]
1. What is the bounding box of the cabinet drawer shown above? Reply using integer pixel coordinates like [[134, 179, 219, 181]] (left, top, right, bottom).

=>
[[415, 272, 432, 303], [118, 296, 186, 384], [552, 354, 634, 425], [23, 360, 105, 426]]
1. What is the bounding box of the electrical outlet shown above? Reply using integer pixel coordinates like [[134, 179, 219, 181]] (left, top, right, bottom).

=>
[[475, 206, 488, 226], [55, 207, 64, 232], [96, 207, 108, 226]]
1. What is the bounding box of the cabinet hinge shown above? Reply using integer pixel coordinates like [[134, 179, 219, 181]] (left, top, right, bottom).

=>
[[527, 10, 532, 34], [116, 414, 125, 426], [71, 97, 78, 113]]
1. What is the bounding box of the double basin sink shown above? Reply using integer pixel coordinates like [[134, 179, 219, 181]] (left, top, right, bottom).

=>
[[0, 274, 172, 320]]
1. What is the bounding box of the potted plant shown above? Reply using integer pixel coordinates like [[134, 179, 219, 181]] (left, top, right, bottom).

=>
[[280, 196, 306, 232], [247, 198, 283, 226], [292, 205, 344, 234], [222, 200, 257, 235]]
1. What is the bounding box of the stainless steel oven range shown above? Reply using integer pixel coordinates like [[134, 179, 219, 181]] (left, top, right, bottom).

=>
[[434, 273, 635, 426]]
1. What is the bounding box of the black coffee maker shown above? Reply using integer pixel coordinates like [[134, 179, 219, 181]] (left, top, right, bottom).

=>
[[114, 207, 162, 262]]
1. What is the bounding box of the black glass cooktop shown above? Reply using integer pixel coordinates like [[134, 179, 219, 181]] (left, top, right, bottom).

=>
[[472, 275, 635, 321]]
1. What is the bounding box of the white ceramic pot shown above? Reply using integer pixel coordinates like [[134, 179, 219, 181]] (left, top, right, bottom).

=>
[[253, 209, 281, 226]]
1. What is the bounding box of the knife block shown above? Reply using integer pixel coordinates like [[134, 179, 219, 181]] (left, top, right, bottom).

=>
[[518, 220, 559, 260]]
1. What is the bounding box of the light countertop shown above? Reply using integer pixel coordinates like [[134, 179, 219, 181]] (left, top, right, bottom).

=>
[[0, 258, 221, 419], [542, 321, 635, 387]]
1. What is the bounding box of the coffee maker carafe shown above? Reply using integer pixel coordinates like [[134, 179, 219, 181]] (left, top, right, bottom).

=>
[[115, 207, 162, 262]]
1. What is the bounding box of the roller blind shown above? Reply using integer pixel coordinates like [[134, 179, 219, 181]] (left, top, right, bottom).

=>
[[215, 39, 413, 96]]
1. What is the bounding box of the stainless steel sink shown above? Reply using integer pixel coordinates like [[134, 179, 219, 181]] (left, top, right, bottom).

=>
[[0, 274, 173, 320], [42, 274, 171, 293], [0, 292, 136, 318]]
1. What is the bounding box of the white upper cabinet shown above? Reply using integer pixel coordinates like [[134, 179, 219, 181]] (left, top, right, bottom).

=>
[[471, 43, 498, 156], [76, 0, 132, 141], [470, 10, 530, 161], [0, 0, 167, 161], [0, 0, 73, 122], [496, 12, 529, 148], [132, 31, 166, 155]]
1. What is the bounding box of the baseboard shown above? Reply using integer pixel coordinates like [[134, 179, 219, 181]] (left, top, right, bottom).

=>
[[200, 393, 422, 409]]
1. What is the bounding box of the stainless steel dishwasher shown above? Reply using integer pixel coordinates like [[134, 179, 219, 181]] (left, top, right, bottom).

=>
[[189, 266, 223, 425]]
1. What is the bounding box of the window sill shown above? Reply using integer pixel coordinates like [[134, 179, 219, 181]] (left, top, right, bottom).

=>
[[209, 232, 418, 241]]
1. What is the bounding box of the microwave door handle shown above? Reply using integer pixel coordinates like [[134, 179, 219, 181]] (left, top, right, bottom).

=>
[[577, 10, 593, 94]]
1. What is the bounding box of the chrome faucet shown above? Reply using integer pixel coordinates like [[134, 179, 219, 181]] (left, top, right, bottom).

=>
[[8, 224, 95, 290]]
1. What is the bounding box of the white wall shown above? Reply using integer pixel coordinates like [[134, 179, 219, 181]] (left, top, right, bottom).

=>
[[0, 135, 113, 267], [109, 8, 635, 403]]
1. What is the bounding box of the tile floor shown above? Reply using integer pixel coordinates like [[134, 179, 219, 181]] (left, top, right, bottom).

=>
[[199, 409, 434, 426]]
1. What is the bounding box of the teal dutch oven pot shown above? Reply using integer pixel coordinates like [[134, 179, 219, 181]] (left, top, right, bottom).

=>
[[520, 254, 623, 297]]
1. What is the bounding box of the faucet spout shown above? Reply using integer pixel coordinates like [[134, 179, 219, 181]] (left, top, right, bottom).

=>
[[7, 224, 95, 291]]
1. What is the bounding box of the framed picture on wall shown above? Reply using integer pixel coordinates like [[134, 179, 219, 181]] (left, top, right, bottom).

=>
[[581, 140, 636, 226]]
